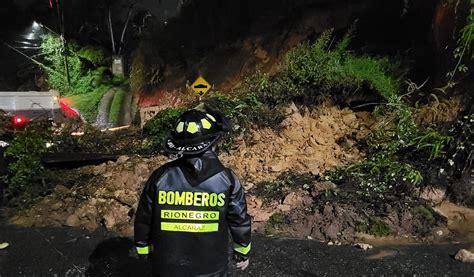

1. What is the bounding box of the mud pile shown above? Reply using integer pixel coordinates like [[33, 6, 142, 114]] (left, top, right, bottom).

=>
[[12, 104, 377, 237], [221, 103, 376, 183], [11, 155, 169, 236]]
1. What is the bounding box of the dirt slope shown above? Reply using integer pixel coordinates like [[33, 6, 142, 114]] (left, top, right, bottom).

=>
[[11, 104, 375, 237]]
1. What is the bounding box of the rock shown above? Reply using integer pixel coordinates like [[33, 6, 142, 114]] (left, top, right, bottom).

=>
[[268, 160, 284, 172], [82, 219, 99, 230], [306, 162, 320, 175], [134, 163, 150, 177], [282, 128, 303, 141], [454, 249, 474, 263], [54, 185, 69, 194], [312, 181, 337, 197], [251, 132, 261, 142], [244, 182, 255, 190], [283, 192, 303, 207], [116, 155, 130, 164], [342, 113, 357, 126], [65, 214, 80, 227], [322, 223, 339, 241], [92, 163, 107, 175], [323, 205, 334, 217], [420, 188, 446, 205], [113, 190, 136, 207], [281, 146, 298, 156], [103, 204, 131, 229], [354, 243, 373, 250], [50, 202, 63, 211], [77, 204, 98, 221], [246, 196, 263, 209], [278, 204, 292, 212], [249, 209, 273, 222], [284, 102, 300, 115]]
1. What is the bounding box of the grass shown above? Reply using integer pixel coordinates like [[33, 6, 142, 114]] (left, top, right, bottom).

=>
[[69, 85, 110, 123], [282, 29, 401, 104]]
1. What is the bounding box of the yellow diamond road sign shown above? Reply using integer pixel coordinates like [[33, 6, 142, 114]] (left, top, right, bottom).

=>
[[191, 76, 211, 96]]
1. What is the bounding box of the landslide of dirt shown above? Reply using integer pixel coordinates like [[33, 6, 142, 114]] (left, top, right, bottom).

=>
[[221, 103, 375, 183], [12, 104, 378, 238], [10, 155, 169, 235]]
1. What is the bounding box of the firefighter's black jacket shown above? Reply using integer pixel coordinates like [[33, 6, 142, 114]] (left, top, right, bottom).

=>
[[134, 150, 251, 276]]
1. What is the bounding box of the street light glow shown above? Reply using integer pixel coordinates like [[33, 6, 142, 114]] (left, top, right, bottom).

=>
[[25, 32, 36, 40], [32, 21, 40, 29]]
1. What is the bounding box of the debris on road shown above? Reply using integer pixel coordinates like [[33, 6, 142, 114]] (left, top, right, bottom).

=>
[[354, 243, 373, 250], [455, 249, 474, 263]]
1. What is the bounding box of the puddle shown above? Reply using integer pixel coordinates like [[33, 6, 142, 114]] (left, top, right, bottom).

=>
[[434, 202, 474, 251], [367, 249, 400, 260]]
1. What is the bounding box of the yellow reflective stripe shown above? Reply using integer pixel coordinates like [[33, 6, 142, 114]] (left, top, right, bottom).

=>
[[136, 246, 150, 255], [234, 243, 251, 255], [206, 114, 216, 122], [201, 118, 212, 129], [187, 122, 199, 134], [176, 122, 185, 133], [161, 222, 218, 233], [161, 210, 219, 221]]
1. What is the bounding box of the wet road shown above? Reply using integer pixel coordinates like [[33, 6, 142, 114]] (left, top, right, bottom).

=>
[[0, 222, 473, 277]]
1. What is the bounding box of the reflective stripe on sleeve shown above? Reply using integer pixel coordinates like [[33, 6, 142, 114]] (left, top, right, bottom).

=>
[[136, 246, 150, 255], [233, 243, 251, 255]]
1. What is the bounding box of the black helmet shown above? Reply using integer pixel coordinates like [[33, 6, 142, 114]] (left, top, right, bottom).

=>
[[163, 109, 225, 155]]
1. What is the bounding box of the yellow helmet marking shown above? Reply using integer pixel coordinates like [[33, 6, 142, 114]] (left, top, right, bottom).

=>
[[201, 119, 212, 129], [187, 122, 199, 134], [206, 114, 216, 122], [176, 122, 185, 133]]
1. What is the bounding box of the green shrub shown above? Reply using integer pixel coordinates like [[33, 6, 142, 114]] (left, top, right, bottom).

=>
[[284, 29, 400, 103], [39, 33, 122, 123], [76, 46, 106, 66], [328, 95, 452, 200], [143, 107, 187, 148], [356, 217, 391, 236], [264, 212, 287, 234], [329, 157, 422, 200], [5, 124, 51, 200], [200, 91, 267, 128], [254, 171, 315, 202]]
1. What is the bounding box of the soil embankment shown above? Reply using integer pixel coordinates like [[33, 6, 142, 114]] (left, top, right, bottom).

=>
[[11, 102, 473, 245], [11, 104, 375, 238]]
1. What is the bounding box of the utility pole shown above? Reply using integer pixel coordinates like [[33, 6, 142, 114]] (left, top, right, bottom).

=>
[[55, 0, 70, 85]]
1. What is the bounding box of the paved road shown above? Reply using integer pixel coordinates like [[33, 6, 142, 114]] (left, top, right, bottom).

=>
[[0, 222, 473, 277]]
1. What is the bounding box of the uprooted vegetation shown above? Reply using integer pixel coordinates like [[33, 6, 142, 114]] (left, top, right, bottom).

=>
[[7, 29, 473, 243]]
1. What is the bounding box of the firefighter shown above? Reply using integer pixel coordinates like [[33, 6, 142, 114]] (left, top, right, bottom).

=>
[[134, 109, 251, 276]]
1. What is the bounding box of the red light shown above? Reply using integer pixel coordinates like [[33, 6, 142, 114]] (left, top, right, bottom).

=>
[[59, 99, 79, 118], [12, 115, 28, 127]]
